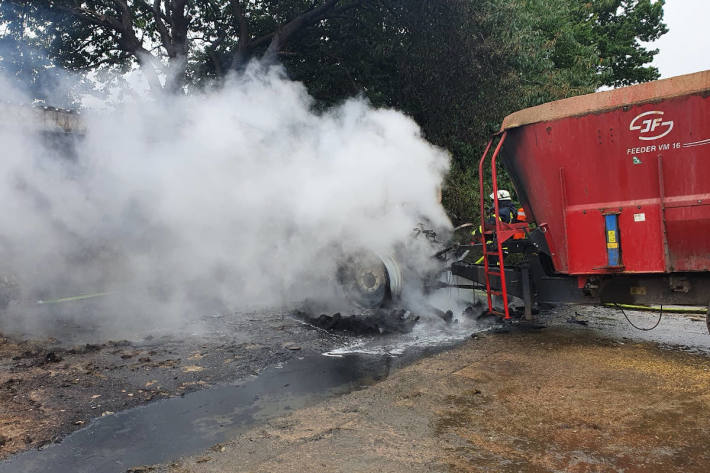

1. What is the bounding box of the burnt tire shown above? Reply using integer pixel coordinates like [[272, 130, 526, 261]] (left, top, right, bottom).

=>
[[337, 251, 389, 309]]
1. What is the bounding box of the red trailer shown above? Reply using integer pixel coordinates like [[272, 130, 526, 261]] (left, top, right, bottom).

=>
[[452, 70, 710, 323]]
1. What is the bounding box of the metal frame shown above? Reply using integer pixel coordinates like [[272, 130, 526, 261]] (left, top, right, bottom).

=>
[[477, 132, 529, 319], [452, 257, 710, 308]]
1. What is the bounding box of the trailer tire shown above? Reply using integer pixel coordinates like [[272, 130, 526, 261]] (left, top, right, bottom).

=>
[[706, 303, 710, 335], [337, 251, 390, 309]]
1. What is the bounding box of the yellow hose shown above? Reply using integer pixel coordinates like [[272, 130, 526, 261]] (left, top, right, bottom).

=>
[[37, 292, 112, 305], [603, 303, 707, 314]]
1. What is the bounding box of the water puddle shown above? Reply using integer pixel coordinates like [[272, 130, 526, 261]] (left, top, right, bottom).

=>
[[324, 317, 489, 357], [0, 346, 449, 473], [542, 305, 710, 354]]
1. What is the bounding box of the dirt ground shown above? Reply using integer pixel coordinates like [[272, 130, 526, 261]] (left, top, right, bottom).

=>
[[162, 327, 710, 473], [0, 311, 341, 459], [1, 303, 709, 472]]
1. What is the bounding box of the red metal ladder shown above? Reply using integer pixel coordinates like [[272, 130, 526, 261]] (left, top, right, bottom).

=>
[[478, 131, 528, 320]]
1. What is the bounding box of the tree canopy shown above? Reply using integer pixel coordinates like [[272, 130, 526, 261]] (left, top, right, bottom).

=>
[[0, 0, 668, 223], [1, 1, 364, 92]]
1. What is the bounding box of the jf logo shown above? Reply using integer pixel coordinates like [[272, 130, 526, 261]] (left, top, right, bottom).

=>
[[629, 111, 674, 140]]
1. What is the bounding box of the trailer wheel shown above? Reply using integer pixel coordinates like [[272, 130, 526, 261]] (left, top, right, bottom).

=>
[[706, 303, 710, 335], [337, 251, 402, 309]]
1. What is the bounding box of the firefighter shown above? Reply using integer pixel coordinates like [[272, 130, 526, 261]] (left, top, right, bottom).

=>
[[490, 189, 516, 224], [472, 189, 517, 241], [472, 189, 518, 263], [470, 190, 518, 310]]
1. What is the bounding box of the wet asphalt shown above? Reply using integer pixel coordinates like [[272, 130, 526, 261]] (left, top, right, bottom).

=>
[[0, 313, 477, 473], [0, 293, 708, 473]]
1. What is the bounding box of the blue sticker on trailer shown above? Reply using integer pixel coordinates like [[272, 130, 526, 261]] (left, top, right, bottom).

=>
[[605, 214, 620, 266]]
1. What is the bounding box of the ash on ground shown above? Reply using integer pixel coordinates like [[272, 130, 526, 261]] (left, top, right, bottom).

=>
[[294, 309, 420, 335], [293, 302, 486, 336]]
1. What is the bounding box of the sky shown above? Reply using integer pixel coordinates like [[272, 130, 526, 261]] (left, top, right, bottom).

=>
[[650, 0, 710, 78]]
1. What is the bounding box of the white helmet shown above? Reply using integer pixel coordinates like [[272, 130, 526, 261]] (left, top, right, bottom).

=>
[[489, 189, 512, 200]]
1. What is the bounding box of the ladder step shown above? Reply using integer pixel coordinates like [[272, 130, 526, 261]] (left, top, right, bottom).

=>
[[489, 290, 504, 296], [487, 270, 501, 276]]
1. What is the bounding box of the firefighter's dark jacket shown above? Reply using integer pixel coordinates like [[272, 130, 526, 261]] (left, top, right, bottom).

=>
[[496, 200, 517, 224], [475, 199, 517, 240]]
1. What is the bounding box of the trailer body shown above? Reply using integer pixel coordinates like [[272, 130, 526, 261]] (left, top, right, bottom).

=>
[[501, 70, 710, 276], [452, 71, 710, 317]]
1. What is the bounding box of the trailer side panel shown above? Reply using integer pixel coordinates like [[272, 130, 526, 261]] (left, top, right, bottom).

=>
[[501, 86, 710, 275]]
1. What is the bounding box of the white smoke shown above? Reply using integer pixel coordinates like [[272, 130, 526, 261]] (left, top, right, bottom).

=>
[[0, 63, 452, 337]]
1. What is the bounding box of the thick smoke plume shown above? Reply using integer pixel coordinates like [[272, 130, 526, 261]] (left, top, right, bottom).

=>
[[0, 64, 452, 338]]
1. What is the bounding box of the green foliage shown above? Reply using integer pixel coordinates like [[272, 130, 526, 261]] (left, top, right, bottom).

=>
[[281, 1, 543, 223], [0, 0, 667, 224], [0, 2, 67, 105], [280, 0, 665, 225], [588, 0, 668, 86]]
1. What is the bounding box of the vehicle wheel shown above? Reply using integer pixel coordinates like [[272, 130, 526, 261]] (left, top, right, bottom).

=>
[[337, 251, 389, 309], [337, 251, 402, 309], [706, 303, 710, 335]]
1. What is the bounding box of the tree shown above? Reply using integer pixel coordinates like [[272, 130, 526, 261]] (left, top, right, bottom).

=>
[[1, 0, 667, 223], [587, 0, 668, 86], [0, 1, 75, 106], [2, 1, 363, 92], [276, 0, 666, 223]]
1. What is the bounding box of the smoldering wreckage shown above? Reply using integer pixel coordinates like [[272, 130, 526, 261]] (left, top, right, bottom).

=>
[[2, 69, 710, 471], [3, 71, 710, 332], [0, 110, 451, 331], [0, 75, 480, 464]]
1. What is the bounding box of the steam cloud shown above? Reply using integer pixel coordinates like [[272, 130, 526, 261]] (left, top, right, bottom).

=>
[[0, 64, 452, 337]]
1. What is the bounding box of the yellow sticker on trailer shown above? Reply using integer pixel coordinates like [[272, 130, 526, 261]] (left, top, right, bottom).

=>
[[607, 242, 619, 249], [607, 230, 617, 243]]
